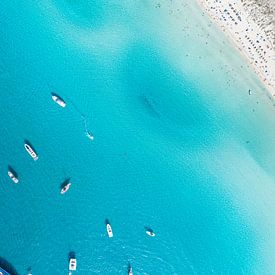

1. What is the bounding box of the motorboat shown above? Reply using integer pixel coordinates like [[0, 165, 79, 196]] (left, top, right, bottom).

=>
[[51, 93, 66, 108], [106, 223, 113, 238], [146, 230, 155, 237], [128, 266, 133, 275], [24, 143, 38, 161], [69, 258, 77, 271], [60, 183, 71, 194], [86, 131, 94, 140], [8, 170, 19, 184]]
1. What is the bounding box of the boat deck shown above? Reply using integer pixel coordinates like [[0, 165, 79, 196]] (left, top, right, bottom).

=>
[[0, 267, 11, 275]]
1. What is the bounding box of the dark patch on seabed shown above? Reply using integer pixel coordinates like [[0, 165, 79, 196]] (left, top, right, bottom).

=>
[[139, 93, 161, 118]]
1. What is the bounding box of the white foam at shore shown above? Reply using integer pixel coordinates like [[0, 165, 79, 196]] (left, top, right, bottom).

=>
[[198, 0, 275, 95]]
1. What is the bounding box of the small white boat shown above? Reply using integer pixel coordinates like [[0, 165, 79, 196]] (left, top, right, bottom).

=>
[[51, 93, 66, 108], [128, 267, 133, 275], [86, 131, 94, 140], [8, 170, 19, 184], [24, 143, 38, 161], [69, 258, 77, 271], [61, 183, 71, 194], [106, 223, 113, 238], [146, 230, 155, 237]]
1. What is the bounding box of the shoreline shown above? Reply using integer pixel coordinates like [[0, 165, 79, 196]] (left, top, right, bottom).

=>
[[197, 0, 275, 96]]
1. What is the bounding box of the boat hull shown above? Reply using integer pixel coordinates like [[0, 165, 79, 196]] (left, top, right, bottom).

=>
[[24, 144, 38, 161], [51, 94, 66, 107], [60, 183, 71, 194], [8, 171, 19, 184], [106, 224, 113, 238], [69, 258, 77, 271], [146, 231, 155, 237], [0, 267, 11, 275]]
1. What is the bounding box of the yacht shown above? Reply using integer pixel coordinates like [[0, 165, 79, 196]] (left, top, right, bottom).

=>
[[69, 258, 77, 271], [51, 93, 66, 108], [106, 223, 113, 238], [128, 266, 133, 275], [24, 143, 38, 161], [8, 170, 19, 184], [146, 230, 155, 237], [60, 182, 71, 194]]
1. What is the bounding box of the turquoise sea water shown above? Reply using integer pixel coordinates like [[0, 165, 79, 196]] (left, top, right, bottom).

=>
[[1, 1, 275, 274]]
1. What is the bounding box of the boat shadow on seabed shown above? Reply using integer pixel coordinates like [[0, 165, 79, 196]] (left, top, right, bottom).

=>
[[68, 251, 76, 261], [7, 166, 17, 178], [0, 256, 19, 275]]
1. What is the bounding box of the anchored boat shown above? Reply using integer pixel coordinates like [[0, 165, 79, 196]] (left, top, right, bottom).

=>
[[60, 182, 71, 194], [106, 223, 113, 238], [51, 93, 66, 108], [24, 143, 38, 161], [69, 257, 77, 271], [8, 170, 19, 184], [146, 230, 155, 237]]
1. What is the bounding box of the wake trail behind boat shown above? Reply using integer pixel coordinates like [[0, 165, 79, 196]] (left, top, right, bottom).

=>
[[69, 99, 94, 141]]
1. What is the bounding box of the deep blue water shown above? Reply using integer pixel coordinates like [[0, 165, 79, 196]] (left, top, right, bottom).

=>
[[1, 1, 275, 274]]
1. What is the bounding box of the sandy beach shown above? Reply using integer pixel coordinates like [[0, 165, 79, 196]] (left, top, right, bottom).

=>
[[197, 0, 275, 96]]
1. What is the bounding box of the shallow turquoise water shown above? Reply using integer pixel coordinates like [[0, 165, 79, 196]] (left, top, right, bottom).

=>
[[1, 1, 275, 274]]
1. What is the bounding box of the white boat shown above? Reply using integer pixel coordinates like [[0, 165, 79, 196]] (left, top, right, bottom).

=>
[[128, 267, 133, 275], [86, 131, 94, 140], [0, 267, 10, 275], [60, 183, 71, 194], [106, 223, 113, 238], [8, 170, 19, 184], [146, 230, 155, 237], [69, 258, 77, 271], [24, 143, 38, 161], [51, 93, 66, 108]]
